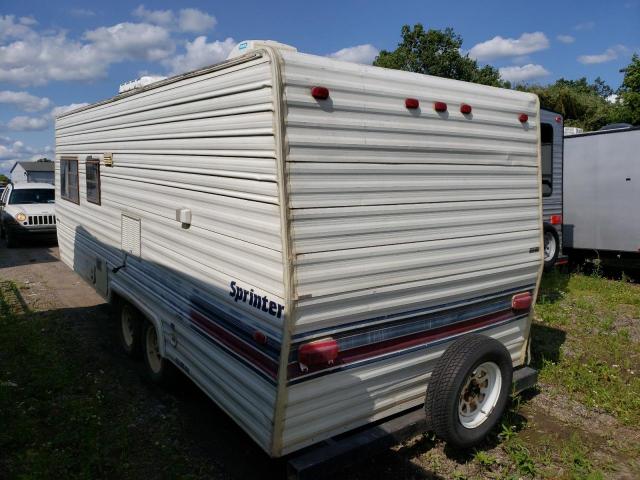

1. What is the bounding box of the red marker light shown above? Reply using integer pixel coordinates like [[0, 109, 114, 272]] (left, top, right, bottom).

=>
[[550, 215, 562, 225], [519, 113, 529, 123], [512, 292, 533, 311], [434, 101, 447, 112], [298, 338, 339, 370], [311, 86, 329, 100], [460, 103, 472, 114], [405, 98, 419, 109], [253, 330, 267, 345], [555, 115, 562, 123]]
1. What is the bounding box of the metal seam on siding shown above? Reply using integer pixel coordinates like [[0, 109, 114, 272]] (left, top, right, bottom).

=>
[[267, 47, 297, 457]]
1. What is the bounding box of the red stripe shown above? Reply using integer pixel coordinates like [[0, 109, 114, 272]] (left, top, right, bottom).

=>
[[288, 308, 516, 379], [190, 311, 279, 379]]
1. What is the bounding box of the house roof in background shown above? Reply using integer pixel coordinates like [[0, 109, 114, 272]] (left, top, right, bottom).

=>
[[10, 161, 55, 173]]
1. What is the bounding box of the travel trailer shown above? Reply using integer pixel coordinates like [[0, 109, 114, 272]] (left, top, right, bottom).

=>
[[564, 126, 640, 267], [54, 40, 542, 460], [540, 109, 565, 269]]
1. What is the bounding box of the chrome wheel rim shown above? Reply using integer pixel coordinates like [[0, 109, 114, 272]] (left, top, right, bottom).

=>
[[121, 307, 135, 348], [145, 326, 162, 374], [544, 231, 557, 262], [458, 361, 502, 429]]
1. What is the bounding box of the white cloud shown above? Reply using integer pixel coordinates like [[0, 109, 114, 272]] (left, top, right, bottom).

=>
[[0, 137, 46, 159], [132, 5, 174, 26], [557, 34, 575, 44], [0, 15, 36, 40], [6, 115, 49, 131], [84, 22, 175, 62], [499, 64, 550, 83], [0, 90, 51, 111], [164, 36, 235, 75], [328, 44, 379, 64], [574, 21, 595, 31], [0, 138, 52, 174], [578, 45, 627, 64], [178, 8, 217, 33], [51, 103, 90, 118], [469, 32, 550, 61], [0, 15, 176, 86], [132, 5, 216, 33]]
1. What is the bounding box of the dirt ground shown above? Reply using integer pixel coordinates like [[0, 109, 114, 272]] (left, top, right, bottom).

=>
[[1, 240, 639, 479]]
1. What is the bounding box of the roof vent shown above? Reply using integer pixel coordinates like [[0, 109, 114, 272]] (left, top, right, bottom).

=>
[[226, 40, 297, 60], [118, 75, 167, 94]]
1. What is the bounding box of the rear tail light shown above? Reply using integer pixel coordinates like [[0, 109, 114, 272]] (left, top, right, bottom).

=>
[[298, 338, 339, 371], [460, 103, 472, 114], [311, 86, 329, 100], [512, 292, 533, 311], [519, 113, 529, 123], [434, 101, 447, 112], [550, 215, 562, 225], [405, 98, 419, 109]]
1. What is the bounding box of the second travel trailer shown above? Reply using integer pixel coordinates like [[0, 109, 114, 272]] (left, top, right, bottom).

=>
[[564, 126, 640, 268], [54, 40, 543, 459], [540, 109, 565, 269]]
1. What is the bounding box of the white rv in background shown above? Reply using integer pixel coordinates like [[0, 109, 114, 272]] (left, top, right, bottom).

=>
[[564, 126, 640, 268], [55, 41, 543, 459]]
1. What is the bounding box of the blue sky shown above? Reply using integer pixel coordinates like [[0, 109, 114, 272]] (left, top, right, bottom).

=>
[[1, 0, 638, 175]]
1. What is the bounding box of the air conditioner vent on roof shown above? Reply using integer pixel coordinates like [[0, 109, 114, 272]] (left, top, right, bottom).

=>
[[118, 75, 167, 94], [226, 40, 297, 60]]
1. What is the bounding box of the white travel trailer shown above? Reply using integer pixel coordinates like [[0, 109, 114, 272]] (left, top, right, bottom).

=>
[[55, 40, 543, 460], [564, 126, 640, 268]]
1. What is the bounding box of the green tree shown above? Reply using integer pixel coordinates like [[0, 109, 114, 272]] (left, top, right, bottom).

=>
[[0, 174, 9, 185], [610, 53, 640, 125], [519, 77, 616, 131], [373, 24, 505, 87]]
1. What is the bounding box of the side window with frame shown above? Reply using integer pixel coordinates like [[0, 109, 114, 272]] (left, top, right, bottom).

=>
[[85, 156, 101, 205], [541, 123, 553, 197], [60, 156, 79, 204]]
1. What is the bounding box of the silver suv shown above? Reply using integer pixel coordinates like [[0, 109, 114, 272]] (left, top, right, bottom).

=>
[[0, 182, 56, 247]]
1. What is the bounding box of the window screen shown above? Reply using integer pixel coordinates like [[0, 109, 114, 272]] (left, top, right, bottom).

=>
[[60, 157, 79, 204], [541, 123, 553, 197], [86, 157, 101, 205]]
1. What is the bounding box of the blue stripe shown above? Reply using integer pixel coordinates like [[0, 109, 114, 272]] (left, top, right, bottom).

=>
[[189, 322, 278, 386], [291, 284, 535, 343], [287, 313, 527, 386]]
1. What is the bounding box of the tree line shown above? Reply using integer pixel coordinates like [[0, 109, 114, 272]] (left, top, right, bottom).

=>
[[373, 24, 639, 130]]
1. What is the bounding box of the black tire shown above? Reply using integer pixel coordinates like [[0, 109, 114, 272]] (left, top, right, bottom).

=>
[[141, 320, 176, 385], [116, 301, 142, 357], [543, 224, 560, 271], [425, 334, 513, 449]]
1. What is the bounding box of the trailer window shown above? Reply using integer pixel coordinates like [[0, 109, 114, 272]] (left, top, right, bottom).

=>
[[541, 123, 553, 197], [85, 157, 101, 205], [60, 157, 79, 204]]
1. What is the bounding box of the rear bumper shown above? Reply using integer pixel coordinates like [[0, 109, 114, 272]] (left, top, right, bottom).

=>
[[513, 366, 538, 394], [287, 365, 539, 478]]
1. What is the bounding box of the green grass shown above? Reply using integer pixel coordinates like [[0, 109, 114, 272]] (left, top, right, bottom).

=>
[[0, 281, 213, 480], [534, 271, 640, 425]]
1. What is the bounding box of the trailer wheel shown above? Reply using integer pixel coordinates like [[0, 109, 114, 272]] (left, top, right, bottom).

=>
[[425, 334, 512, 449], [543, 224, 559, 270], [118, 302, 142, 357], [142, 321, 175, 385]]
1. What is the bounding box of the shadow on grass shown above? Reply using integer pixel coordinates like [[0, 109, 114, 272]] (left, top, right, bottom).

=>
[[530, 323, 567, 369]]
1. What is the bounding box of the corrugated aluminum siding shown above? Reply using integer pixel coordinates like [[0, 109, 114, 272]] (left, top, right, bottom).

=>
[[55, 55, 283, 452], [540, 109, 563, 249], [278, 51, 541, 454]]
